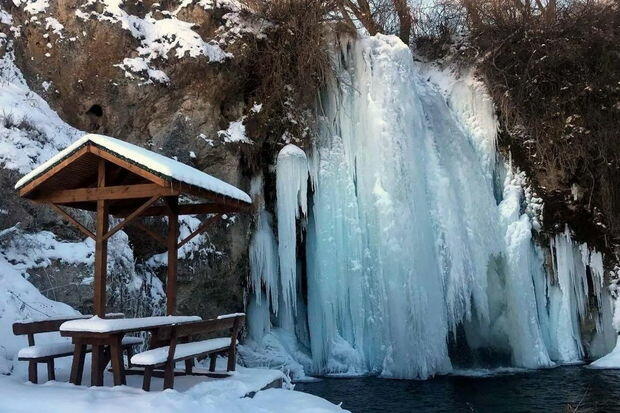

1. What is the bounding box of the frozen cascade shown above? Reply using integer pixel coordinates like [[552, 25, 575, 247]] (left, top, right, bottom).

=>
[[245, 35, 617, 379]]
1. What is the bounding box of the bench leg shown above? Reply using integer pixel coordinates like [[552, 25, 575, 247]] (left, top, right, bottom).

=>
[[143, 366, 153, 391], [70, 341, 86, 385], [125, 346, 133, 370], [209, 355, 217, 372], [163, 361, 174, 390], [110, 337, 126, 386], [47, 359, 55, 381], [185, 359, 193, 375], [227, 346, 236, 372], [28, 361, 37, 384]]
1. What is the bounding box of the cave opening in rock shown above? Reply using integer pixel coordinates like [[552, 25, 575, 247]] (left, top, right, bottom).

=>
[[86, 104, 103, 117]]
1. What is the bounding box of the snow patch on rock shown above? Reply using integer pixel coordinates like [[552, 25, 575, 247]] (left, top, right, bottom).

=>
[[0, 46, 81, 174], [75, 0, 231, 82]]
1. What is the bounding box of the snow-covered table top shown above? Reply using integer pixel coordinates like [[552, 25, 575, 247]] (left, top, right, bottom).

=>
[[14, 133, 252, 204], [60, 315, 202, 334]]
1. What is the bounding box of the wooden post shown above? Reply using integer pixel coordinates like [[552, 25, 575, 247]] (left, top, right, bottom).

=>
[[94, 159, 108, 318], [166, 197, 179, 315]]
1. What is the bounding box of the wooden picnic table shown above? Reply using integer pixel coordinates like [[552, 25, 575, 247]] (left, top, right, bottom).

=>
[[59, 316, 201, 387]]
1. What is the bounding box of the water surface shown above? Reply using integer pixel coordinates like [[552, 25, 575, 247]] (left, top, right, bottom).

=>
[[296, 366, 620, 412]]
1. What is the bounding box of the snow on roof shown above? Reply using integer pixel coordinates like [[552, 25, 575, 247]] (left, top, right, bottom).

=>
[[15, 134, 252, 204]]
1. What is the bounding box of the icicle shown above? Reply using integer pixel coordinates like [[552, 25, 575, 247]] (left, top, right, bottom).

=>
[[276, 144, 308, 316], [249, 210, 280, 315], [498, 167, 552, 368], [546, 228, 585, 362]]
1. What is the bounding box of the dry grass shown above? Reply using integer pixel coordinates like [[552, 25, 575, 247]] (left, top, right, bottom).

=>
[[468, 1, 619, 251], [414, 0, 620, 253], [238, 0, 337, 155]]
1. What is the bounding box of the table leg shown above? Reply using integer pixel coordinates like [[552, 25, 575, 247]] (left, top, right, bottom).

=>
[[110, 336, 126, 386], [91, 345, 105, 386], [70, 340, 86, 385]]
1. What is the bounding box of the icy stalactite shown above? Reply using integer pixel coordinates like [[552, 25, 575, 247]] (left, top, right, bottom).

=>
[[276, 144, 309, 320], [547, 228, 616, 361], [548, 229, 587, 362]]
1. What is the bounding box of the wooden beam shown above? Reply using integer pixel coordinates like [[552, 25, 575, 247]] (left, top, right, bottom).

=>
[[177, 182, 252, 211], [94, 159, 108, 318], [19, 146, 91, 197], [177, 214, 220, 250], [103, 195, 160, 241], [131, 221, 167, 247], [33, 184, 180, 204], [166, 197, 179, 316], [48, 203, 95, 240], [114, 203, 243, 217], [88, 145, 170, 187]]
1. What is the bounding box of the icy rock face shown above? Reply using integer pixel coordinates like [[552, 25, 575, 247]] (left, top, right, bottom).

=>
[[247, 34, 616, 379]]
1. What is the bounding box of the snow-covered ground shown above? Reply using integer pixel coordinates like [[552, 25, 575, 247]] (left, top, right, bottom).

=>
[[0, 356, 347, 413], [590, 336, 620, 369]]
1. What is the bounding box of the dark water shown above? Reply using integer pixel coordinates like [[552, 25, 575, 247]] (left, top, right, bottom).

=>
[[296, 366, 620, 412]]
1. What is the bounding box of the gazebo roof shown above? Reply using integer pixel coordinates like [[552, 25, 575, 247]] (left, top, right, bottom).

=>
[[15, 134, 251, 215], [16, 133, 253, 316]]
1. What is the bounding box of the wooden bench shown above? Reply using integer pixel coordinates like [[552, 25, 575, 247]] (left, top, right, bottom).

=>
[[131, 314, 244, 391], [13, 314, 143, 383]]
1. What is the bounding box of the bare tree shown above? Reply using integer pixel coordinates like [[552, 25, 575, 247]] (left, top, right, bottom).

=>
[[337, 0, 413, 44]]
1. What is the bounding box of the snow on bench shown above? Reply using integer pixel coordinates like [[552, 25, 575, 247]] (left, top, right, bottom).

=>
[[131, 337, 235, 366], [18, 336, 144, 359], [59, 315, 201, 333], [18, 341, 74, 359], [217, 312, 245, 320]]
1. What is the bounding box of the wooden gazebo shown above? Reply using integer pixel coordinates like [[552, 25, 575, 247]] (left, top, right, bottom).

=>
[[15, 134, 252, 317]]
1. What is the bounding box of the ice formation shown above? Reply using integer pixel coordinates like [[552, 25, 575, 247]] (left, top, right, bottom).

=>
[[276, 145, 309, 320], [246, 34, 617, 379]]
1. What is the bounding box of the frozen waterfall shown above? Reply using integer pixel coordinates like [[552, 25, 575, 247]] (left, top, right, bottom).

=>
[[241, 34, 616, 380]]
